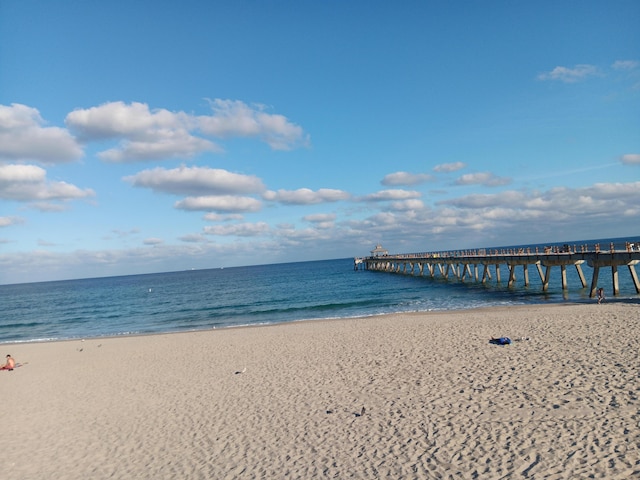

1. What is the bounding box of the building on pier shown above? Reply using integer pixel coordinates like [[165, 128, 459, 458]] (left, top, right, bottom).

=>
[[370, 244, 388, 257]]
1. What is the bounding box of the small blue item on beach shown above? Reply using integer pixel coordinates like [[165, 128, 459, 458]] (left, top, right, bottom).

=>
[[490, 337, 512, 346]]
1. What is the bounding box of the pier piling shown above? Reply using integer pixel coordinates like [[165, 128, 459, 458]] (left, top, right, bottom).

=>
[[358, 240, 640, 298]]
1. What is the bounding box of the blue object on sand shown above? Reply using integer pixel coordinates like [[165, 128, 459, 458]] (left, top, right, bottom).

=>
[[490, 337, 512, 345]]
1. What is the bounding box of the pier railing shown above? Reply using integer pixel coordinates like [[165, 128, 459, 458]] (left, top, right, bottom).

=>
[[355, 240, 640, 298]]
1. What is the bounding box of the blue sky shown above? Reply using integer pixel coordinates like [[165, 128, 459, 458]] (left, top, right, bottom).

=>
[[1, 1, 639, 284]]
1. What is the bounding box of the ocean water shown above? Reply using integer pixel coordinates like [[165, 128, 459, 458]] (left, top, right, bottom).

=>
[[1, 237, 638, 344]]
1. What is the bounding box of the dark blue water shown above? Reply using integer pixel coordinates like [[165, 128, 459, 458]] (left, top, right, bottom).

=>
[[1, 236, 638, 343]]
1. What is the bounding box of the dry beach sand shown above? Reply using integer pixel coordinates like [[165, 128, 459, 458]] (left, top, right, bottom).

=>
[[1, 303, 638, 479]]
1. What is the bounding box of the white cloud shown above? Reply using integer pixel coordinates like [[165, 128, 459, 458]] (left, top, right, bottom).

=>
[[362, 189, 422, 202], [303, 213, 336, 229], [0, 164, 95, 202], [203, 213, 244, 222], [203, 222, 270, 237], [66, 101, 185, 140], [175, 195, 262, 213], [537, 64, 599, 83], [367, 212, 397, 226], [124, 165, 265, 196], [454, 172, 511, 187], [66, 99, 308, 162], [345, 181, 640, 251], [433, 162, 466, 173], [273, 225, 326, 242], [66, 101, 219, 163], [612, 60, 639, 71], [441, 183, 640, 218], [381, 171, 434, 186], [99, 133, 218, 163], [303, 213, 336, 222], [0, 104, 83, 164], [621, 154, 640, 165], [583, 181, 640, 200], [390, 199, 425, 211], [441, 190, 526, 208], [199, 99, 310, 150], [3, 179, 639, 283], [0, 216, 24, 227], [263, 188, 350, 205]]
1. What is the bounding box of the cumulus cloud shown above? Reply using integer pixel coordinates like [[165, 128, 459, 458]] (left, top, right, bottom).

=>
[[263, 188, 349, 205], [441, 190, 528, 208], [4, 179, 639, 283], [381, 171, 434, 186], [203, 222, 270, 237], [433, 162, 466, 173], [66, 99, 308, 162], [175, 195, 262, 213], [346, 181, 640, 250], [199, 99, 310, 150], [621, 154, 640, 165], [367, 212, 397, 226], [582, 181, 640, 201], [303, 213, 336, 222], [0, 164, 95, 202], [441, 183, 640, 217], [303, 213, 336, 229], [362, 189, 422, 202], [66, 101, 219, 162], [272, 224, 326, 243], [124, 165, 265, 196], [66, 101, 186, 140], [390, 199, 425, 211], [454, 172, 511, 187], [98, 133, 217, 163], [0, 104, 83, 164], [537, 64, 599, 83]]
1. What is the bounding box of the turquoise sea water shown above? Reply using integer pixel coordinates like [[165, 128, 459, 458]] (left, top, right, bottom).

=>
[[1, 237, 638, 344]]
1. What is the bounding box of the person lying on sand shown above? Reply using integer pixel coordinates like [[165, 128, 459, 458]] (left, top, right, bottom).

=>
[[1, 354, 16, 370], [489, 337, 511, 345]]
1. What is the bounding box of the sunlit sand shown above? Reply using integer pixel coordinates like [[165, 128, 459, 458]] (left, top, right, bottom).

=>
[[1, 303, 638, 479]]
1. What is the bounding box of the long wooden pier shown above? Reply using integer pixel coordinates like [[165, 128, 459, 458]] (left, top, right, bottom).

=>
[[355, 241, 640, 298]]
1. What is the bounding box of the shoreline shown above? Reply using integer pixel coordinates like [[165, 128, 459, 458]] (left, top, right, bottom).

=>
[[2, 303, 639, 478], [3, 297, 638, 346]]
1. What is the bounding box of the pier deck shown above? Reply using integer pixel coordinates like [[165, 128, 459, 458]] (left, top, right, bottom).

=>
[[356, 241, 640, 297]]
